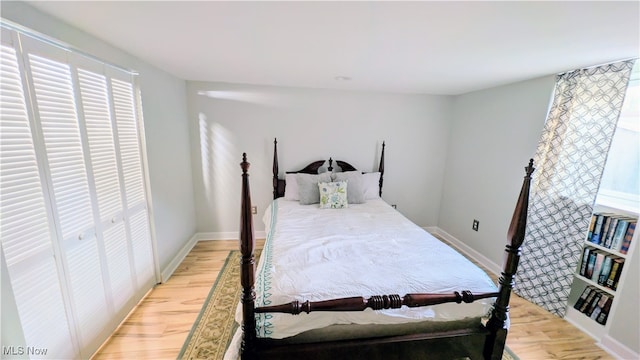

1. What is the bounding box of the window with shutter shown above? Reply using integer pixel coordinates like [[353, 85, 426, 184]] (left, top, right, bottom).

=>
[[0, 34, 78, 359], [1, 23, 157, 359]]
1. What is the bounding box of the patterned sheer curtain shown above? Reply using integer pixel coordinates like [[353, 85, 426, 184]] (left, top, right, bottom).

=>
[[514, 59, 636, 316]]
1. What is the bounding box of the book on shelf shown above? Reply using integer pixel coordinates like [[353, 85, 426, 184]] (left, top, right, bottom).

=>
[[589, 293, 612, 321], [590, 251, 606, 282], [601, 216, 614, 246], [597, 256, 613, 285], [602, 217, 620, 248], [590, 213, 607, 245], [619, 221, 636, 255], [579, 247, 590, 277], [577, 248, 624, 288], [584, 250, 597, 279], [605, 258, 625, 290], [595, 296, 613, 325], [587, 214, 598, 241], [610, 219, 631, 251], [585, 291, 603, 317], [578, 287, 599, 313], [574, 286, 594, 310]]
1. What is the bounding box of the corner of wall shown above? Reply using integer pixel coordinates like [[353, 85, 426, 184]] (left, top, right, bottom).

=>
[[160, 233, 199, 282]]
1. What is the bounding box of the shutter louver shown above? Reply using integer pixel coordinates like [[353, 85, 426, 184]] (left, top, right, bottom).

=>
[[130, 208, 155, 288], [0, 43, 77, 359], [0, 47, 51, 265], [64, 233, 110, 348], [28, 54, 94, 239], [102, 221, 134, 312], [112, 79, 146, 209], [77, 68, 123, 222]]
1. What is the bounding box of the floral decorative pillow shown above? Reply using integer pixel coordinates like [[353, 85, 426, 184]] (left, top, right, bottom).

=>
[[318, 181, 348, 209]]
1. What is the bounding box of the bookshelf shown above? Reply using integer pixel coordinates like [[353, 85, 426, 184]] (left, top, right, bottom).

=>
[[565, 204, 638, 341]]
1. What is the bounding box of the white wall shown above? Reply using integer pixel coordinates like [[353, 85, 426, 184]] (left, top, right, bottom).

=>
[[607, 241, 639, 354], [187, 81, 453, 234], [442, 75, 639, 355], [1, 2, 197, 273], [439, 75, 555, 265]]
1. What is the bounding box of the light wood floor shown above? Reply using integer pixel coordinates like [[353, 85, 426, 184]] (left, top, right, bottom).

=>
[[93, 240, 613, 360]]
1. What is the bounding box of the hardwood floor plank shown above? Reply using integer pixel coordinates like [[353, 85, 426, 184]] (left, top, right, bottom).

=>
[[93, 239, 613, 359]]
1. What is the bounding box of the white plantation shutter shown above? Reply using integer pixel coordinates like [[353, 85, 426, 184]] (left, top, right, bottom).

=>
[[77, 68, 123, 222], [111, 77, 155, 289], [24, 41, 111, 356], [112, 78, 146, 208], [0, 39, 78, 359], [64, 232, 111, 351], [102, 221, 134, 312], [130, 208, 155, 287], [27, 53, 95, 240], [77, 66, 136, 317], [1, 24, 157, 359]]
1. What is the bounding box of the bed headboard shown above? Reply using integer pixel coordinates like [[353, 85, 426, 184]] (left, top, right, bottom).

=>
[[272, 138, 385, 199]]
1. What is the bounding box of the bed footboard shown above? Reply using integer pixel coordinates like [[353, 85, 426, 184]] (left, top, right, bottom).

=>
[[240, 153, 257, 357], [240, 153, 534, 360], [483, 158, 535, 359], [255, 291, 498, 314]]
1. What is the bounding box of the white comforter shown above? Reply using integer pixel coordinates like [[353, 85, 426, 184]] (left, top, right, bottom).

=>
[[247, 198, 498, 339]]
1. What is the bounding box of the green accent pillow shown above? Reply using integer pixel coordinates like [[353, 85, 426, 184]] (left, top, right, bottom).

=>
[[318, 181, 348, 209]]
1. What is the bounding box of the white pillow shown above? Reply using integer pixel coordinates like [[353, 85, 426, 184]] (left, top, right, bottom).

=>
[[297, 173, 332, 205], [332, 171, 365, 204], [362, 172, 381, 200], [318, 181, 348, 209], [284, 173, 299, 200]]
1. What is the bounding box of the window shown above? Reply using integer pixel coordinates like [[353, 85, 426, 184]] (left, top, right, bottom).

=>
[[597, 61, 640, 213], [1, 22, 156, 358]]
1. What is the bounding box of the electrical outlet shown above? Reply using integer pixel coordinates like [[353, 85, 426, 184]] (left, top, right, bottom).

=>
[[472, 219, 479, 231], [251, 206, 257, 215]]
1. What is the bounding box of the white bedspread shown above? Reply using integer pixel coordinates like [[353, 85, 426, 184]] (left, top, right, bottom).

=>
[[246, 198, 498, 339]]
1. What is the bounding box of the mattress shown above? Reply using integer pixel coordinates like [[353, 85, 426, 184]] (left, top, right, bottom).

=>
[[242, 198, 498, 340]]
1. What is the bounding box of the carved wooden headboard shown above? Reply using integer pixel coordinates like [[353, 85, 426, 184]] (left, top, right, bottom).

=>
[[272, 138, 385, 199]]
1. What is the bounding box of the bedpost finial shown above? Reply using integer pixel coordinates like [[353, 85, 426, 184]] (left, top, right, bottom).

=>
[[526, 159, 535, 177], [241, 153, 250, 173]]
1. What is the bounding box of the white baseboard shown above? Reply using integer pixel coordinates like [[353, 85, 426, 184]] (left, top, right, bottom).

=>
[[423, 226, 438, 234], [598, 334, 639, 360], [160, 233, 198, 283], [196, 231, 266, 241], [426, 227, 502, 276]]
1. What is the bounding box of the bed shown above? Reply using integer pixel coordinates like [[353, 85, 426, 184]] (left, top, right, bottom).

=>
[[233, 139, 534, 360]]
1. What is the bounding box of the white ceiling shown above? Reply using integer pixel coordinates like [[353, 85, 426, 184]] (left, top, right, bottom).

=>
[[26, 1, 640, 95]]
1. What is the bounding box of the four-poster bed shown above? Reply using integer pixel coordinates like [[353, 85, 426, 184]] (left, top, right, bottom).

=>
[[235, 139, 534, 360]]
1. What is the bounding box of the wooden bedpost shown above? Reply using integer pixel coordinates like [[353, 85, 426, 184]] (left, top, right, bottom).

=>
[[378, 141, 385, 197], [484, 159, 534, 360], [240, 153, 257, 358], [273, 138, 279, 200]]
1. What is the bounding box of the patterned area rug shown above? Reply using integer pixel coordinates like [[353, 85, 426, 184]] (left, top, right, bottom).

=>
[[178, 250, 519, 360]]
